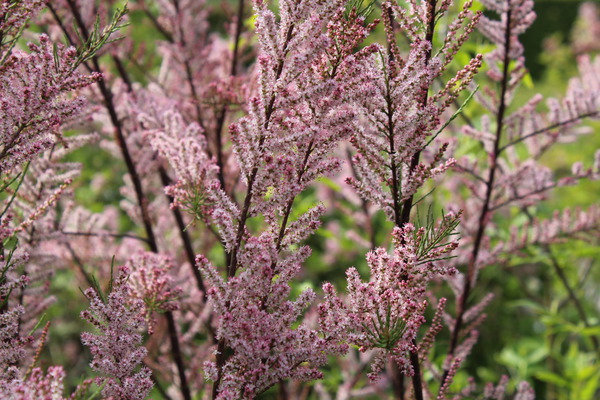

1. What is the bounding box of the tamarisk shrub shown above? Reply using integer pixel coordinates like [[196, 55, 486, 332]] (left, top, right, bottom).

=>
[[441, 0, 600, 393], [321, 1, 482, 397], [0, 0, 127, 397], [0, 0, 599, 399], [80, 266, 154, 400]]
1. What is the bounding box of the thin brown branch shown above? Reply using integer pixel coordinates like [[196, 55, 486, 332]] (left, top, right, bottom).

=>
[[390, 1, 439, 398], [141, 5, 174, 41], [440, 3, 514, 390], [61, 230, 149, 243], [212, 0, 246, 194], [545, 245, 600, 354], [214, 23, 295, 399], [53, 4, 191, 398], [498, 111, 600, 154]]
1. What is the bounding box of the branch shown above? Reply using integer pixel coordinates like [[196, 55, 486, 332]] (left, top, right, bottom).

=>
[[440, 4, 514, 390], [498, 111, 600, 154], [53, 4, 192, 398]]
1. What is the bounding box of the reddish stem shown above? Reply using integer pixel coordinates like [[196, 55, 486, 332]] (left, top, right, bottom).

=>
[[439, 2, 513, 391]]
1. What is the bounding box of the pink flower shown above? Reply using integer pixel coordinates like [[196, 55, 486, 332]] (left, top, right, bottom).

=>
[[81, 266, 153, 400], [0, 34, 100, 172], [321, 223, 458, 380], [126, 251, 182, 334]]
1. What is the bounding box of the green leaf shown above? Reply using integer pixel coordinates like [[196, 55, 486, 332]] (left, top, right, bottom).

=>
[[318, 177, 341, 192], [522, 72, 534, 89], [582, 370, 600, 399], [580, 326, 600, 336], [426, 85, 479, 147], [534, 371, 569, 387], [508, 299, 546, 314]]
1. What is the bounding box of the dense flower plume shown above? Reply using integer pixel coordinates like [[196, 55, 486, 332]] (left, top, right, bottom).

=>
[[321, 212, 460, 377], [347, 0, 481, 227], [199, 238, 342, 398], [145, 110, 222, 216], [435, 1, 600, 395], [346, 40, 448, 218], [1, 367, 67, 400], [452, 2, 600, 273], [0, 305, 31, 380], [478, 0, 536, 64], [0, 231, 34, 383], [0, 34, 100, 172], [81, 266, 153, 400], [228, 0, 373, 228], [0, 0, 46, 49], [192, 1, 385, 397]]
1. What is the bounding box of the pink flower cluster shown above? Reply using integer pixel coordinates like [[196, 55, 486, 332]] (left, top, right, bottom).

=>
[[321, 221, 458, 380], [81, 266, 153, 400], [126, 251, 182, 334], [1, 367, 67, 400], [199, 238, 340, 398], [0, 34, 100, 172]]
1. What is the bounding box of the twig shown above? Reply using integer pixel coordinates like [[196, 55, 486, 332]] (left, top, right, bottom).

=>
[[440, 3, 514, 390], [62, 230, 149, 243], [52, 4, 192, 398], [545, 245, 600, 354], [498, 112, 600, 154]]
